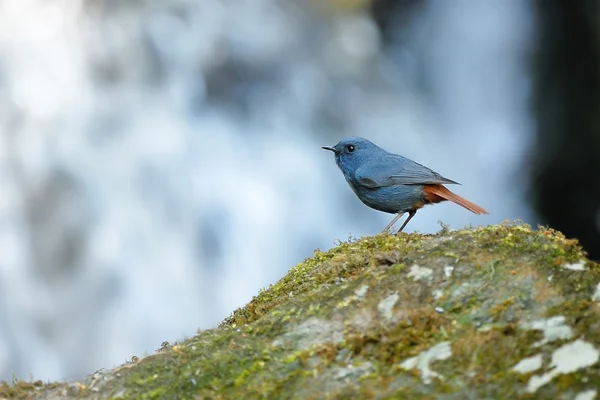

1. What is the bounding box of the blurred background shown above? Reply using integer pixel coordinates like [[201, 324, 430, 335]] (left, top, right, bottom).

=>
[[0, 0, 598, 382]]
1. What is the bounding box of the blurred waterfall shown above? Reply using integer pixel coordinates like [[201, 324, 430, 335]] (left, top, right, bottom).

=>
[[0, 0, 533, 380]]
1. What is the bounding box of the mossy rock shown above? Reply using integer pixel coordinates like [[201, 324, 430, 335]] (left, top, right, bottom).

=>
[[3, 222, 600, 399]]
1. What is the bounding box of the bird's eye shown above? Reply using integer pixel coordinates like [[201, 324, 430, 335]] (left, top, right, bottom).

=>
[[346, 145, 355, 153]]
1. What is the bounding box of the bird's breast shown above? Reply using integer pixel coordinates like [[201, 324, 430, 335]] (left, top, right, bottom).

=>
[[348, 183, 426, 214]]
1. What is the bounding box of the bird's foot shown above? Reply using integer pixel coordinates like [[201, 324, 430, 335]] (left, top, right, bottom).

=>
[[382, 212, 404, 234]]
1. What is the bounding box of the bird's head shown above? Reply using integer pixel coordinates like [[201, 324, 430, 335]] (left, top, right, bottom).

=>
[[322, 137, 382, 173]]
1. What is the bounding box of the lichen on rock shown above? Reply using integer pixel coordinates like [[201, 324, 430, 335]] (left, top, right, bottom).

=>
[[2, 222, 600, 399]]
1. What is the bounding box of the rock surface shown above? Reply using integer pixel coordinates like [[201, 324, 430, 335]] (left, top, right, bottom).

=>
[[2, 223, 600, 399]]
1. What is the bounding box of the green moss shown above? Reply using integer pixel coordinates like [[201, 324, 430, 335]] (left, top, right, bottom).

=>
[[101, 224, 596, 398], [0, 380, 70, 398], [343, 307, 451, 363], [4, 222, 599, 399], [221, 233, 428, 328]]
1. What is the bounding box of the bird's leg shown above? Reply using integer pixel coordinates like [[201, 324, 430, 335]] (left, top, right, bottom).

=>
[[382, 212, 404, 233], [396, 210, 417, 234]]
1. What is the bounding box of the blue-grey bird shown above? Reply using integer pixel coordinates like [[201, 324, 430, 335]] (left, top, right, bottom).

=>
[[322, 137, 488, 233]]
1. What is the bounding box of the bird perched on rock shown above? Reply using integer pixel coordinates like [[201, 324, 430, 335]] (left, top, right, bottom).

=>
[[322, 137, 488, 233]]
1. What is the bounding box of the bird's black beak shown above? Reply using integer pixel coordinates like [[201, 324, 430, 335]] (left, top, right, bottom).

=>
[[322, 146, 336, 153]]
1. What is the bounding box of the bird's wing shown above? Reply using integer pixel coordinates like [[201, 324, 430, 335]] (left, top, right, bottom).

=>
[[355, 157, 459, 188]]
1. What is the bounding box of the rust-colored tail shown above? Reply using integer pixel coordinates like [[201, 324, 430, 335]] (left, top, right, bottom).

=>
[[422, 184, 488, 215]]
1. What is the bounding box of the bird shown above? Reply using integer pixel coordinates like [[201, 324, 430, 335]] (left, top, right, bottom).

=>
[[322, 137, 488, 233]]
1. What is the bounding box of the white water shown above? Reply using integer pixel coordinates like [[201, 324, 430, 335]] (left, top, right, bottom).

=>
[[0, 0, 533, 381]]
